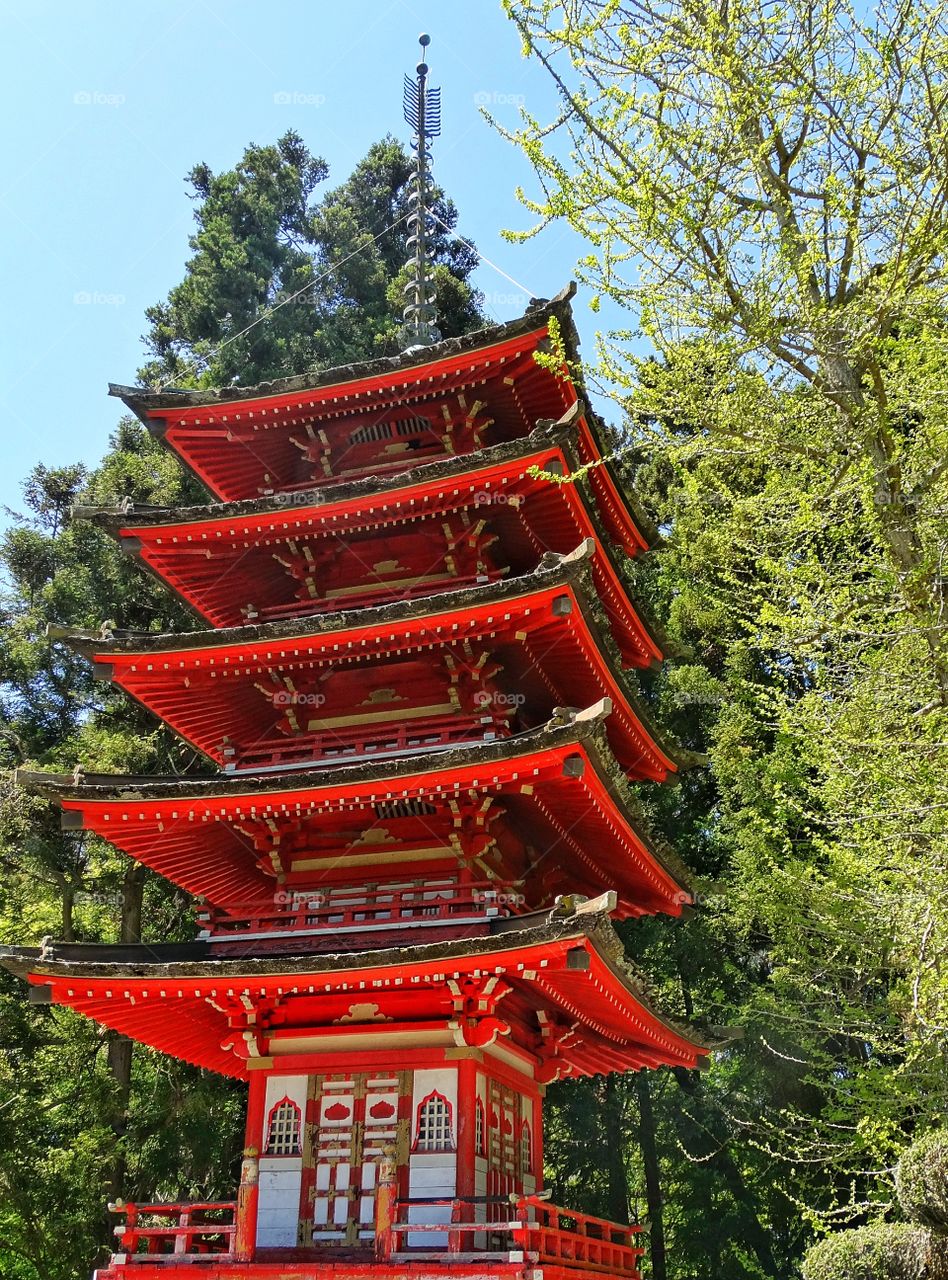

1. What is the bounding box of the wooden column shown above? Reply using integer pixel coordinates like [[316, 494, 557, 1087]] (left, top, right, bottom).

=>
[[533, 1089, 544, 1191], [455, 1056, 477, 1205], [234, 1073, 266, 1259], [375, 1147, 398, 1261], [244, 1071, 266, 1154], [234, 1147, 259, 1261]]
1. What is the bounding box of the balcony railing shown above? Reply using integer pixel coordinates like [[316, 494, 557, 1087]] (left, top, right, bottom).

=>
[[225, 711, 511, 773], [380, 1194, 644, 1277], [198, 881, 512, 942], [106, 1191, 643, 1278], [108, 1201, 236, 1261], [253, 568, 507, 623], [515, 1196, 645, 1275]]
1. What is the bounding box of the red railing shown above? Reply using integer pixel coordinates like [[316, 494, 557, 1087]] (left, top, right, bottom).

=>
[[381, 1195, 643, 1277], [107, 1191, 640, 1275], [383, 1195, 513, 1259], [108, 1201, 235, 1261], [292, 442, 454, 487], [226, 711, 512, 772], [254, 568, 505, 622], [199, 882, 511, 939], [515, 1195, 644, 1275], [278, 418, 484, 492]]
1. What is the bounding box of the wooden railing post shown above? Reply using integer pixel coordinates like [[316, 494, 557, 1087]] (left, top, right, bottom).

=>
[[112, 1200, 137, 1255], [507, 1194, 645, 1277], [174, 1207, 190, 1254], [375, 1146, 398, 1261], [511, 1193, 530, 1255], [449, 1199, 464, 1255], [234, 1146, 259, 1261]]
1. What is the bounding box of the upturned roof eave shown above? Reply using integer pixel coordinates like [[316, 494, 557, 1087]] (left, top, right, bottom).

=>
[[14, 702, 609, 799], [106, 287, 651, 557], [0, 903, 716, 1057], [73, 420, 579, 532], [15, 702, 692, 902], [71, 419, 673, 661], [49, 544, 693, 776], [52, 542, 599, 654], [80, 404, 657, 561]]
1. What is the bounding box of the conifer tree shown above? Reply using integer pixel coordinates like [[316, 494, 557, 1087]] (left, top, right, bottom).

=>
[[0, 132, 483, 1280]]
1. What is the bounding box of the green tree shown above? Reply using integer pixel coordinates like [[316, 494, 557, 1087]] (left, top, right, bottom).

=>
[[803, 1223, 931, 1280], [0, 132, 484, 1279], [501, 0, 948, 694], [309, 136, 482, 363], [499, 3, 948, 1274], [803, 1129, 948, 1279], [141, 132, 483, 388]]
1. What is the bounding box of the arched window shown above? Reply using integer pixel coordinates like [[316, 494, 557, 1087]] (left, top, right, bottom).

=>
[[475, 1098, 486, 1157], [414, 1090, 454, 1152], [265, 1097, 302, 1156], [520, 1120, 532, 1174]]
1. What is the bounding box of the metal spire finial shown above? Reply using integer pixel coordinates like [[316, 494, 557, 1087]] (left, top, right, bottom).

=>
[[400, 33, 442, 349]]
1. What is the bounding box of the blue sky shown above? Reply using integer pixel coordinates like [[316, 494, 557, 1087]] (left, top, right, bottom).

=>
[[0, 1, 603, 520]]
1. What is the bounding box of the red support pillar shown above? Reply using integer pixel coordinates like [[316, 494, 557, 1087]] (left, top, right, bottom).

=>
[[244, 1071, 266, 1153], [533, 1089, 545, 1191], [234, 1073, 265, 1260], [456, 1057, 477, 1203], [116, 1201, 138, 1255], [234, 1147, 259, 1261], [375, 1147, 397, 1262], [456, 1056, 477, 1249]]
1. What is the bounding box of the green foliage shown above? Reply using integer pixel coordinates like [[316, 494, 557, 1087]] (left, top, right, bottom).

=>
[[802, 1224, 931, 1280], [0, 425, 237, 1280], [502, 0, 948, 685], [501, 3, 948, 1276], [140, 133, 483, 388], [311, 137, 481, 363], [0, 979, 115, 1280], [898, 1132, 948, 1235], [0, 131, 484, 1279]]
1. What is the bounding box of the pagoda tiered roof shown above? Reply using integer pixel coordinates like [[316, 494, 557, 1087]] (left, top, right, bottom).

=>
[[21, 703, 690, 920], [54, 545, 686, 779], [74, 412, 663, 666], [3, 146, 721, 1270], [109, 288, 639, 561], [0, 897, 714, 1080]]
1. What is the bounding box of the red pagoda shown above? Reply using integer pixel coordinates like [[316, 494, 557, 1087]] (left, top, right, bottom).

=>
[[1, 44, 714, 1280]]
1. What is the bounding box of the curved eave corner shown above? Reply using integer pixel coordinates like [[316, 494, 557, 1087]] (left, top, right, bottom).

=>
[[0, 900, 723, 1080]]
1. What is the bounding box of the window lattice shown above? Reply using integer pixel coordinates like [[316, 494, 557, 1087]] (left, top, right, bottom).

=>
[[374, 798, 437, 820], [266, 1098, 302, 1155], [350, 415, 432, 446], [416, 1091, 454, 1152], [350, 420, 394, 445], [475, 1098, 485, 1156], [520, 1121, 532, 1173]]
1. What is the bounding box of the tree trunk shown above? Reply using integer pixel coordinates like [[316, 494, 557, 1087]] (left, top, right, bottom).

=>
[[672, 1069, 781, 1278], [118, 863, 146, 944], [829, 358, 948, 705], [636, 1072, 667, 1280], [603, 1074, 630, 1225], [107, 863, 146, 1118], [104, 864, 146, 1215], [61, 880, 75, 942]]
